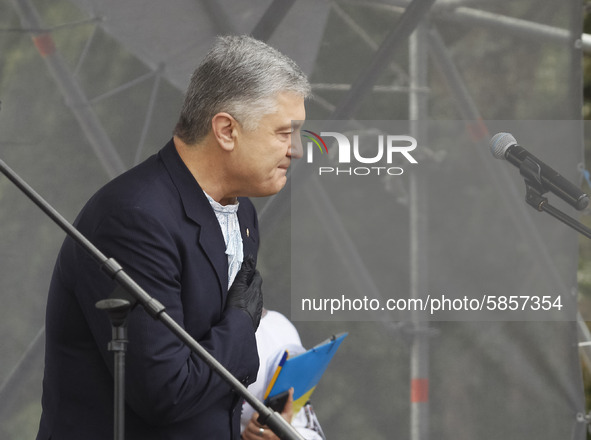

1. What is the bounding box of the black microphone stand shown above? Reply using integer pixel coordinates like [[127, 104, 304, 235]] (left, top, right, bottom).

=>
[[95, 298, 131, 440], [0, 159, 304, 440], [520, 156, 591, 239]]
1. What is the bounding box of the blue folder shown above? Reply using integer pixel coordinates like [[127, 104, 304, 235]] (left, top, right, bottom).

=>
[[264, 332, 348, 414]]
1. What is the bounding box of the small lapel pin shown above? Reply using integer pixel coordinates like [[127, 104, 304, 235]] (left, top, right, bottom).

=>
[[246, 228, 250, 237]]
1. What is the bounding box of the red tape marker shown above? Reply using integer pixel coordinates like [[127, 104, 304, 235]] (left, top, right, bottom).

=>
[[466, 118, 489, 143], [32, 33, 56, 57], [411, 378, 429, 403]]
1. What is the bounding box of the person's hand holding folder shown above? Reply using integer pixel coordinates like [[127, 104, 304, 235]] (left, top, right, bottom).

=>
[[241, 388, 294, 439]]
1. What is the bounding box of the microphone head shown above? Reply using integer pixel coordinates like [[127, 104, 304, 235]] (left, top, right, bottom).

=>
[[489, 132, 517, 159]]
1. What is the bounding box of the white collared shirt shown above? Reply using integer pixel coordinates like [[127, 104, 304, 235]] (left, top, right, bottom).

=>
[[204, 192, 243, 288]]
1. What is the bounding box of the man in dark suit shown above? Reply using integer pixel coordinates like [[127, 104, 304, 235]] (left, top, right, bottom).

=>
[[36, 35, 309, 440]]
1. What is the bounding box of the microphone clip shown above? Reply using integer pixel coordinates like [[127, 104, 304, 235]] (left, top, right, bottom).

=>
[[520, 157, 545, 195], [518, 162, 591, 239], [520, 157, 547, 211]]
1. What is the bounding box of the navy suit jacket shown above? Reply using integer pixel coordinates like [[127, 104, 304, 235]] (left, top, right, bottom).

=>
[[37, 140, 260, 439]]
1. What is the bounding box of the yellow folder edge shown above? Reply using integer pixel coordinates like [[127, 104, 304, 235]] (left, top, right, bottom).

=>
[[293, 386, 316, 415]]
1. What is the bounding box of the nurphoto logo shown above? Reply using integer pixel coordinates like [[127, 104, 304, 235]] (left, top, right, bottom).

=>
[[301, 130, 418, 176]]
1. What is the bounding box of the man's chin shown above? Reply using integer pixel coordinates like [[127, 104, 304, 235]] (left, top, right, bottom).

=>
[[240, 176, 288, 198], [260, 177, 288, 197]]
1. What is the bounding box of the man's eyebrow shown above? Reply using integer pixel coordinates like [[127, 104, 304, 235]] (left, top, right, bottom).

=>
[[276, 122, 302, 132]]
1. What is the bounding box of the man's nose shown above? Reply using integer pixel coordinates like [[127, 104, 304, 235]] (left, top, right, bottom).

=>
[[289, 134, 304, 159]]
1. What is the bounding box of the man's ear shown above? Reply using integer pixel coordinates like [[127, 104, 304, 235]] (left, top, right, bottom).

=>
[[211, 112, 238, 152]]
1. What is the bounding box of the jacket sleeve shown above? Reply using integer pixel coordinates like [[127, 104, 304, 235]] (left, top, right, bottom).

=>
[[73, 204, 259, 425]]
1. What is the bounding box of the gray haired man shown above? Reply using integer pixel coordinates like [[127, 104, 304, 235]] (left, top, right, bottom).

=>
[[37, 35, 309, 440]]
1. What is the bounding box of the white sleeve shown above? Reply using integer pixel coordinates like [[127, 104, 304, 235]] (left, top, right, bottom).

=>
[[291, 403, 326, 440], [242, 311, 327, 438]]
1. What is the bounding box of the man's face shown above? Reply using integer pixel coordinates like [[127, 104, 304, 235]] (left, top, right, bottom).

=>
[[232, 91, 306, 197]]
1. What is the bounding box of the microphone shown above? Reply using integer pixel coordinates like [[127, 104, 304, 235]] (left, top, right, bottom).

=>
[[489, 132, 589, 211]]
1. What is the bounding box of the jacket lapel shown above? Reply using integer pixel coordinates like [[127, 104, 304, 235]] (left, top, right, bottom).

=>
[[159, 139, 228, 293], [237, 200, 259, 265]]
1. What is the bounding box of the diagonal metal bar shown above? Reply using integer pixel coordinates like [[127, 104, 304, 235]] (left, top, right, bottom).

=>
[[10, 0, 126, 178], [330, 0, 437, 120], [89, 70, 157, 105], [332, 2, 410, 83], [426, 28, 484, 128], [251, 0, 297, 42], [73, 23, 99, 77]]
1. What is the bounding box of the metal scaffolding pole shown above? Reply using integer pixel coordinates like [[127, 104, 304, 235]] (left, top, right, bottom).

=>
[[348, 0, 591, 54], [409, 19, 430, 440], [435, 5, 590, 54]]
